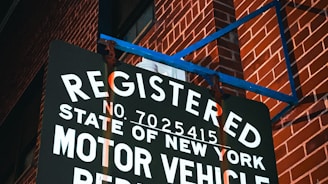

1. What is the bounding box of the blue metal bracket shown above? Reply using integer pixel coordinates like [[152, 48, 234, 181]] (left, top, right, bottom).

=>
[[99, 0, 298, 123]]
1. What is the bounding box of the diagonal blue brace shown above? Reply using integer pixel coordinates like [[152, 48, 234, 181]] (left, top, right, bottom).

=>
[[100, 34, 296, 105], [173, 1, 276, 59]]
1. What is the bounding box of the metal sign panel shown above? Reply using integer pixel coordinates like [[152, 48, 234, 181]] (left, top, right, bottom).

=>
[[37, 41, 278, 184]]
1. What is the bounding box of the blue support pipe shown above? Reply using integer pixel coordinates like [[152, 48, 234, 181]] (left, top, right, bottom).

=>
[[100, 34, 296, 105], [274, 0, 299, 101]]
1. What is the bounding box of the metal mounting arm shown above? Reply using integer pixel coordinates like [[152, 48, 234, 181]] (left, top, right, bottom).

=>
[[99, 0, 298, 123]]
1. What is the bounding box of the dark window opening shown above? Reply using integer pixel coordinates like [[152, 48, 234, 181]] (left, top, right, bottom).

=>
[[98, 0, 154, 54], [0, 66, 44, 184]]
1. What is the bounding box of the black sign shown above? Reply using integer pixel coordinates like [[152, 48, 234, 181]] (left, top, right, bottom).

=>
[[37, 40, 278, 184]]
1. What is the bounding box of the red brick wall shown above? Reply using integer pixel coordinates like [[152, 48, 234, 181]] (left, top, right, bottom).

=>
[[125, 0, 244, 94], [234, 0, 328, 183], [213, 0, 245, 96], [0, 0, 99, 183], [125, 0, 217, 88]]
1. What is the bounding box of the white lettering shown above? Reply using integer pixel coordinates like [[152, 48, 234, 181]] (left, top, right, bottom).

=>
[[73, 167, 93, 184], [134, 147, 152, 178], [169, 80, 184, 106], [165, 134, 207, 157], [53, 125, 75, 158], [87, 71, 109, 98], [136, 73, 146, 98], [84, 113, 99, 129], [186, 89, 201, 116], [97, 137, 114, 167], [95, 173, 112, 184], [59, 104, 73, 120], [255, 175, 270, 184], [197, 163, 213, 184], [109, 71, 135, 97], [149, 75, 165, 101], [223, 111, 240, 138], [114, 143, 133, 172], [161, 154, 179, 184], [61, 74, 90, 102], [203, 99, 220, 127], [239, 123, 261, 148], [111, 119, 124, 135], [180, 158, 194, 184], [76, 133, 97, 162]]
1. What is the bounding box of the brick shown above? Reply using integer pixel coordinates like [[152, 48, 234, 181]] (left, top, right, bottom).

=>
[[304, 21, 328, 51], [248, 0, 265, 15], [270, 34, 282, 53], [195, 12, 214, 37], [315, 79, 328, 99], [244, 49, 270, 77], [273, 125, 292, 147], [309, 49, 327, 75], [294, 27, 310, 46], [214, 9, 228, 22], [185, 14, 203, 37], [292, 119, 308, 133], [309, 100, 326, 119], [272, 59, 286, 79], [324, 35, 328, 49], [300, 66, 328, 96], [277, 146, 305, 174], [287, 119, 320, 152], [293, 43, 323, 75], [279, 171, 291, 184], [291, 148, 326, 180], [311, 161, 328, 183], [267, 12, 279, 33], [239, 30, 251, 46], [310, 12, 326, 32], [270, 102, 290, 119], [299, 10, 318, 28], [285, 6, 306, 26], [218, 46, 233, 59], [258, 53, 279, 79], [295, 175, 311, 184], [173, 2, 191, 25], [213, 2, 235, 16], [306, 127, 328, 154], [191, 1, 199, 17], [235, 0, 253, 18], [254, 26, 280, 56], [251, 8, 275, 35], [245, 72, 257, 83], [283, 95, 314, 123], [321, 112, 328, 126], [269, 71, 289, 91], [296, 67, 310, 87], [275, 143, 287, 161], [264, 96, 278, 110], [241, 51, 255, 70], [217, 38, 240, 52], [258, 71, 274, 87], [240, 28, 266, 58]]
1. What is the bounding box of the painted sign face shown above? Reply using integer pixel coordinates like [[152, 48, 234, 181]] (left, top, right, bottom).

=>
[[37, 40, 278, 184]]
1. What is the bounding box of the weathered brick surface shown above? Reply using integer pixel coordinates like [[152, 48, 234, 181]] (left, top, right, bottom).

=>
[[124, 0, 245, 96], [235, 0, 328, 183]]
